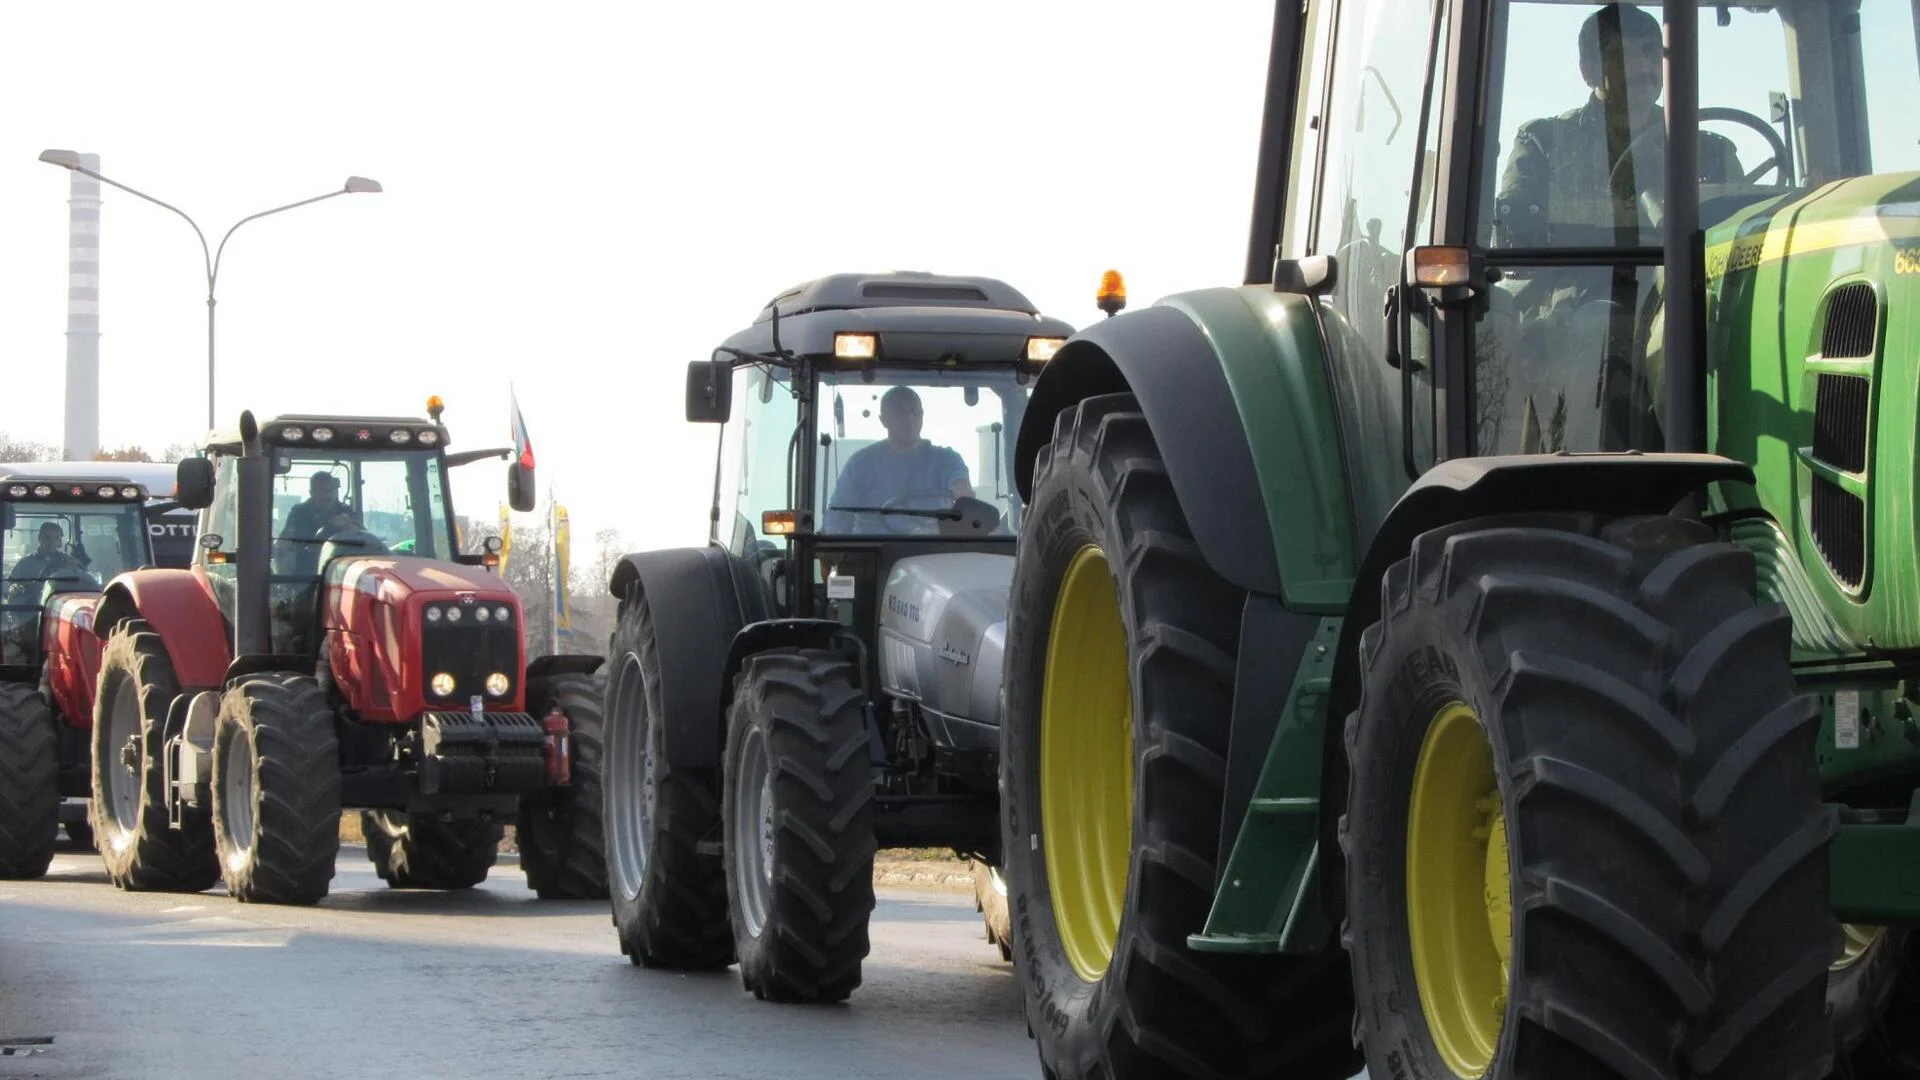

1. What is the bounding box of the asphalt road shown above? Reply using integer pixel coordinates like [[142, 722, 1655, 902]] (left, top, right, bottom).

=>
[[0, 840, 1037, 1080]]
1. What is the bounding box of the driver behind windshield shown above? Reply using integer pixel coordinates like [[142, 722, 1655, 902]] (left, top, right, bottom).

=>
[[10, 521, 86, 584], [1492, 2, 1745, 250], [277, 471, 361, 575], [825, 386, 974, 533]]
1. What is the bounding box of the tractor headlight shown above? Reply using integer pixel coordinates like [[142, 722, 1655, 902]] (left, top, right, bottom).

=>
[[32, 485, 51, 497], [431, 672, 456, 697], [282, 426, 305, 441], [417, 430, 440, 446], [120, 486, 140, 499], [310, 426, 335, 442], [1025, 336, 1067, 362], [494, 605, 511, 622], [476, 606, 491, 622], [485, 672, 510, 697], [426, 605, 443, 623], [445, 606, 463, 623], [97, 485, 116, 498], [833, 332, 877, 360], [5, 485, 25, 497], [390, 429, 413, 444]]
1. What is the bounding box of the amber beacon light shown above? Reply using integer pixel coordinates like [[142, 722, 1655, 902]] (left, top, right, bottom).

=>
[[1097, 270, 1127, 317]]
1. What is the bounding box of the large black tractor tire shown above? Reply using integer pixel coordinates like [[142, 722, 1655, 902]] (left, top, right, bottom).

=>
[[516, 671, 608, 900], [89, 619, 219, 892], [210, 673, 342, 905], [604, 590, 733, 969], [1825, 926, 1920, 1076], [363, 811, 502, 890], [1342, 512, 1836, 1080], [1001, 392, 1362, 1080], [722, 648, 877, 1003], [0, 684, 59, 879]]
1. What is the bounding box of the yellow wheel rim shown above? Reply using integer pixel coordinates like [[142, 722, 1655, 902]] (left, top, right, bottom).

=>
[[1041, 544, 1134, 983], [1407, 701, 1510, 1078], [1834, 924, 1882, 971]]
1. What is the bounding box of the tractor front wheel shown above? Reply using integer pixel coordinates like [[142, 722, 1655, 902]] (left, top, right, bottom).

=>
[[722, 648, 877, 1003], [1000, 392, 1360, 1080], [210, 673, 341, 905], [516, 671, 608, 899], [363, 811, 502, 890], [0, 684, 58, 879], [605, 590, 732, 969], [89, 619, 218, 892], [1342, 513, 1836, 1080]]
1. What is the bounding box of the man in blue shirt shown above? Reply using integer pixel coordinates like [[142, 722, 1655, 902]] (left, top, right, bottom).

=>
[[825, 386, 973, 533]]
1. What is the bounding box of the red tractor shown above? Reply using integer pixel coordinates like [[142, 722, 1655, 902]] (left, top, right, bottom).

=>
[[0, 471, 165, 875], [86, 402, 607, 904]]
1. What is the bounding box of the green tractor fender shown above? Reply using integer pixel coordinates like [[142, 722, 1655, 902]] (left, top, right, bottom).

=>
[[1013, 287, 1355, 608]]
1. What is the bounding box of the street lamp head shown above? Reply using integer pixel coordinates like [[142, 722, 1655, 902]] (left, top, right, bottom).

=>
[[38, 149, 83, 170], [344, 176, 382, 194]]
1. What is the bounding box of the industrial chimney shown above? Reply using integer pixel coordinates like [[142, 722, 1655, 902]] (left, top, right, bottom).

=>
[[63, 153, 101, 461]]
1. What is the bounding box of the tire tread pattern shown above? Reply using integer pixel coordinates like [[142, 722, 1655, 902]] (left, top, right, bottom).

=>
[[725, 648, 877, 1004], [212, 673, 341, 905], [0, 683, 59, 879], [516, 671, 609, 899]]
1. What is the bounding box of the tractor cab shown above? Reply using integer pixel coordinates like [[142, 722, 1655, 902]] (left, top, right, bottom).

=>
[[182, 407, 524, 660], [0, 475, 151, 669], [691, 272, 1068, 638], [1269, 0, 1920, 482]]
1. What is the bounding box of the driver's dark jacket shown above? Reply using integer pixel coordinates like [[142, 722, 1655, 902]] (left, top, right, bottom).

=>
[[1493, 94, 1743, 249], [8, 549, 81, 582], [282, 497, 352, 541]]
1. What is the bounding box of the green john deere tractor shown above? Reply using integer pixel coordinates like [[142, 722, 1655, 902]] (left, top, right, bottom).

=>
[[997, 1, 1920, 1077]]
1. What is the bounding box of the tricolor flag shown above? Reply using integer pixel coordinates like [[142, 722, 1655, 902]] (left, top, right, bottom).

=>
[[510, 386, 536, 471]]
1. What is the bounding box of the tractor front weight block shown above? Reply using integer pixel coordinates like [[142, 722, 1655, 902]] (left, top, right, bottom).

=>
[[418, 711, 546, 795]]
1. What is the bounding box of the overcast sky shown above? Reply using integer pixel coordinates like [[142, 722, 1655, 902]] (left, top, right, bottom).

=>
[[0, 3, 1275, 562]]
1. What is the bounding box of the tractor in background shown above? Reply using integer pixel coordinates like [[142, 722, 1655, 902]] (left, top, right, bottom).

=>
[[87, 398, 607, 904], [993, 0, 1920, 1077], [600, 271, 1075, 1000], [0, 471, 163, 872]]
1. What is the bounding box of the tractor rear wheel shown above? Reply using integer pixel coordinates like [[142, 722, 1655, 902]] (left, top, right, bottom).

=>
[[516, 671, 608, 899], [210, 673, 341, 905], [1341, 512, 1836, 1080], [363, 811, 502, 889], [722, 648, 876, 1003], [0, 684, 58, 879], [1001, 392, 1361, 1080], [605, 590, 732, 969], [89, 619, 218, 892]]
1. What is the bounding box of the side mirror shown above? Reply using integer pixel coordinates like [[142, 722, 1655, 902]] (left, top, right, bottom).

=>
[[176, 458, 215, 510], [686, 359, 734, 423], [508, 460, 536, 513]]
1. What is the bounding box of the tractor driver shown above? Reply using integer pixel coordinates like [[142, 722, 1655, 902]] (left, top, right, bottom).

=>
[[8, 522, 85, 586], [825, 386, 974, 534], [1488, 2, 1745, 452], [1492, 2, 1745, 251], [277, 471, 360, 575]]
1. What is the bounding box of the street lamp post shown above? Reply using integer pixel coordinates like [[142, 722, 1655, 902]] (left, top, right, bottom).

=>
[[37, 149, 382, 431]]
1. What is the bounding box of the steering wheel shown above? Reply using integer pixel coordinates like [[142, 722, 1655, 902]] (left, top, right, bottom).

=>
[[1609, 106, 1791, 224]]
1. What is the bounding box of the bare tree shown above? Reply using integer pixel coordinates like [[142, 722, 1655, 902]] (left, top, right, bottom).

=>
[[0, 435, 58, 464], [94, 445, 154, 463]]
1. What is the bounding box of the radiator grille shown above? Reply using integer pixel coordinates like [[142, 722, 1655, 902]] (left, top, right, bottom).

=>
[[1811, 373, 1870, 473], [1809, 475, 1866, 589], [1821, 282, 1877, 359]]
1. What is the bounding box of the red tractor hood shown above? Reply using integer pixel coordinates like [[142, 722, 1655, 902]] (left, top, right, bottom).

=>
[[322, 556, 518, 608]]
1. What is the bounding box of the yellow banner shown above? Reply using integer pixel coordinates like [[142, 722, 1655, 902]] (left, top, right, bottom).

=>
[[498, 504, 513, 574], [553, 503, 571, 630]]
